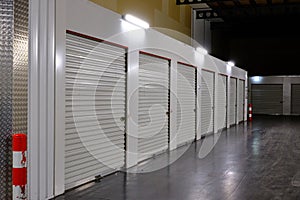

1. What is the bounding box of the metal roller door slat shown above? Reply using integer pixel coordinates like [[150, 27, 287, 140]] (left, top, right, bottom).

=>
[[65, 159, 124, 181], [291, 84, 300, 114], [201, 70, 214, 135], [177, 64, 196, 145], [66, 34, 125, 52], [66, 68, 125, 78], [66, 60, 126, 72], [65, 32, 126, 190], [66, 127, 123, 139], [66, 54, 125, 67], [65, 137, 124, 152], [138, 135, 168, 146], [138, 140, 168, 153], [65, 143, 125, 158], [66, 134, 124, 146], [65, 118, 124, 128], [65, 150, 125, 170], [138, 53, 170, 162], [251, 84, 283, 115], [216, 75, 227, 130], [65, 151, 125, 170]]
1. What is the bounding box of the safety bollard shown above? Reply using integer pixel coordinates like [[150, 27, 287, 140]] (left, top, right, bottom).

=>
[[12, 133, 27, 200]]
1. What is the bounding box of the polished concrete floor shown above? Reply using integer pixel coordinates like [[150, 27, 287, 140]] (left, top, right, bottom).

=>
[[55, 115, 300, 200]]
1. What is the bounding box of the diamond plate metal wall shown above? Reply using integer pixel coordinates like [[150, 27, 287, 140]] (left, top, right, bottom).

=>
[[0, 0, 28, 199], [0, 1, 14, 199], [13, 0, 28, 134]]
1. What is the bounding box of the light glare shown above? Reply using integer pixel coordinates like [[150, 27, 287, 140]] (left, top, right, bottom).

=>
[[123, 14, 149, 29], [227, 61, 235, 67], [196, 47, 208, 55]]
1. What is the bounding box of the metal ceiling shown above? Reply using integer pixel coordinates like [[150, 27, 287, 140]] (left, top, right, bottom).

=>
[[176, 0, 300, 21]]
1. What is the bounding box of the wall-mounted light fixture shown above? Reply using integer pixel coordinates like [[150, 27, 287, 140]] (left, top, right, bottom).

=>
[[122, 14, 149, 29], [252, 76, 262, 83], [196, 47, 208, 55], [227, 61, 235, 67]]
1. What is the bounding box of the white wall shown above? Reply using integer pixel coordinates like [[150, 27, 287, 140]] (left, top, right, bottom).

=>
[[249, 76, 300, 115], [28, 0, 248, 199]]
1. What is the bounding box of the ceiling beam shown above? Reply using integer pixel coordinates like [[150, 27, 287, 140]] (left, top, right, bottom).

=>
[[195, 3, 300, 20], [176, 0, 233, 5], [195, 9, 219, 19]]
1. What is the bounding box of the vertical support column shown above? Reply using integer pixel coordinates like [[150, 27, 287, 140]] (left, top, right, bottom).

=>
[[236, 79, 240, 125], [0, 1, 14, 199], [169, 60, 177, 151], [192, 17, 211, 53], [226, 76, 230, 128], [55, 0, 65, 196], [126, 51, 139, 168], [196, 68, 202, 140], [28, 0, 56, 199], [283, 77, 291, 115], [213, 72, 218, 133]]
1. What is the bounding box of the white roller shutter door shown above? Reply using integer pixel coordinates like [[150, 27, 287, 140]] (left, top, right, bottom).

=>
[[177, 63, 196, 146], [251, 84, 283, 115], [200, 70, 214, 135], [291, 84, 300, 114], [238, 80, 245, 122], [216, 74, 227, 130], [138, 53, 170, 162], [229, 77, 237, 125], [65, 32, 126, 189]]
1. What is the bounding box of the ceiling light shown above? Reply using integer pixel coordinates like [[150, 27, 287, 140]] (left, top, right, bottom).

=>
[[252, 76, 262, 83], [227, 61, 235, 67], [122, 14, 149, 29], [196, 47, 208, 55]]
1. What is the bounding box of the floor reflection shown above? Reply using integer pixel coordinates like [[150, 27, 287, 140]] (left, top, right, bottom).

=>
[[55, 115, 300, 200]]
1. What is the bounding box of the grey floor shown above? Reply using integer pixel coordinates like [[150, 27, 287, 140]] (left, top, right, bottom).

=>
[[55, 115, 300, 200]]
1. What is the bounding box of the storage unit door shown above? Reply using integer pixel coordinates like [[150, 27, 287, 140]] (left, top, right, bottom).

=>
[[238, 80, 245, 122], [251, 84, 283, 115], [138, 53, 170, 162], [229, 77, 237, 125], [177, 63, 196, 146], [291, 84, 300, 114], [200, 70, 214, 135], [65, 32, 126, 189], [216, 74, 227, 130]]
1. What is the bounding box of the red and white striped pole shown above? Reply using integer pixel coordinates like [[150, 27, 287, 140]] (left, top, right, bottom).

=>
[[12, 133, 27, 200], [248, 103, 253, 121]]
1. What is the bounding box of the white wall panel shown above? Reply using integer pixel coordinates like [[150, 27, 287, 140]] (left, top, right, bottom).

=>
[[201, 70, 214, 135], [25, 0, 249, 197], [177, 63, 196, 146]]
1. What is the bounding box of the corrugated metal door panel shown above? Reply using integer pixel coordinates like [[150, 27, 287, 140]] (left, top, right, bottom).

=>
[[65, 33, 126, 189], [251, 84, 283, 115], [291, 84, 300, 114], [238, 80, 245, 122], [216, 75, 227, 130], [229, 78, 237, 125], [138, 53, 169, 162], [201, 70, 214, 135], [177, 63, 196, 146]]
